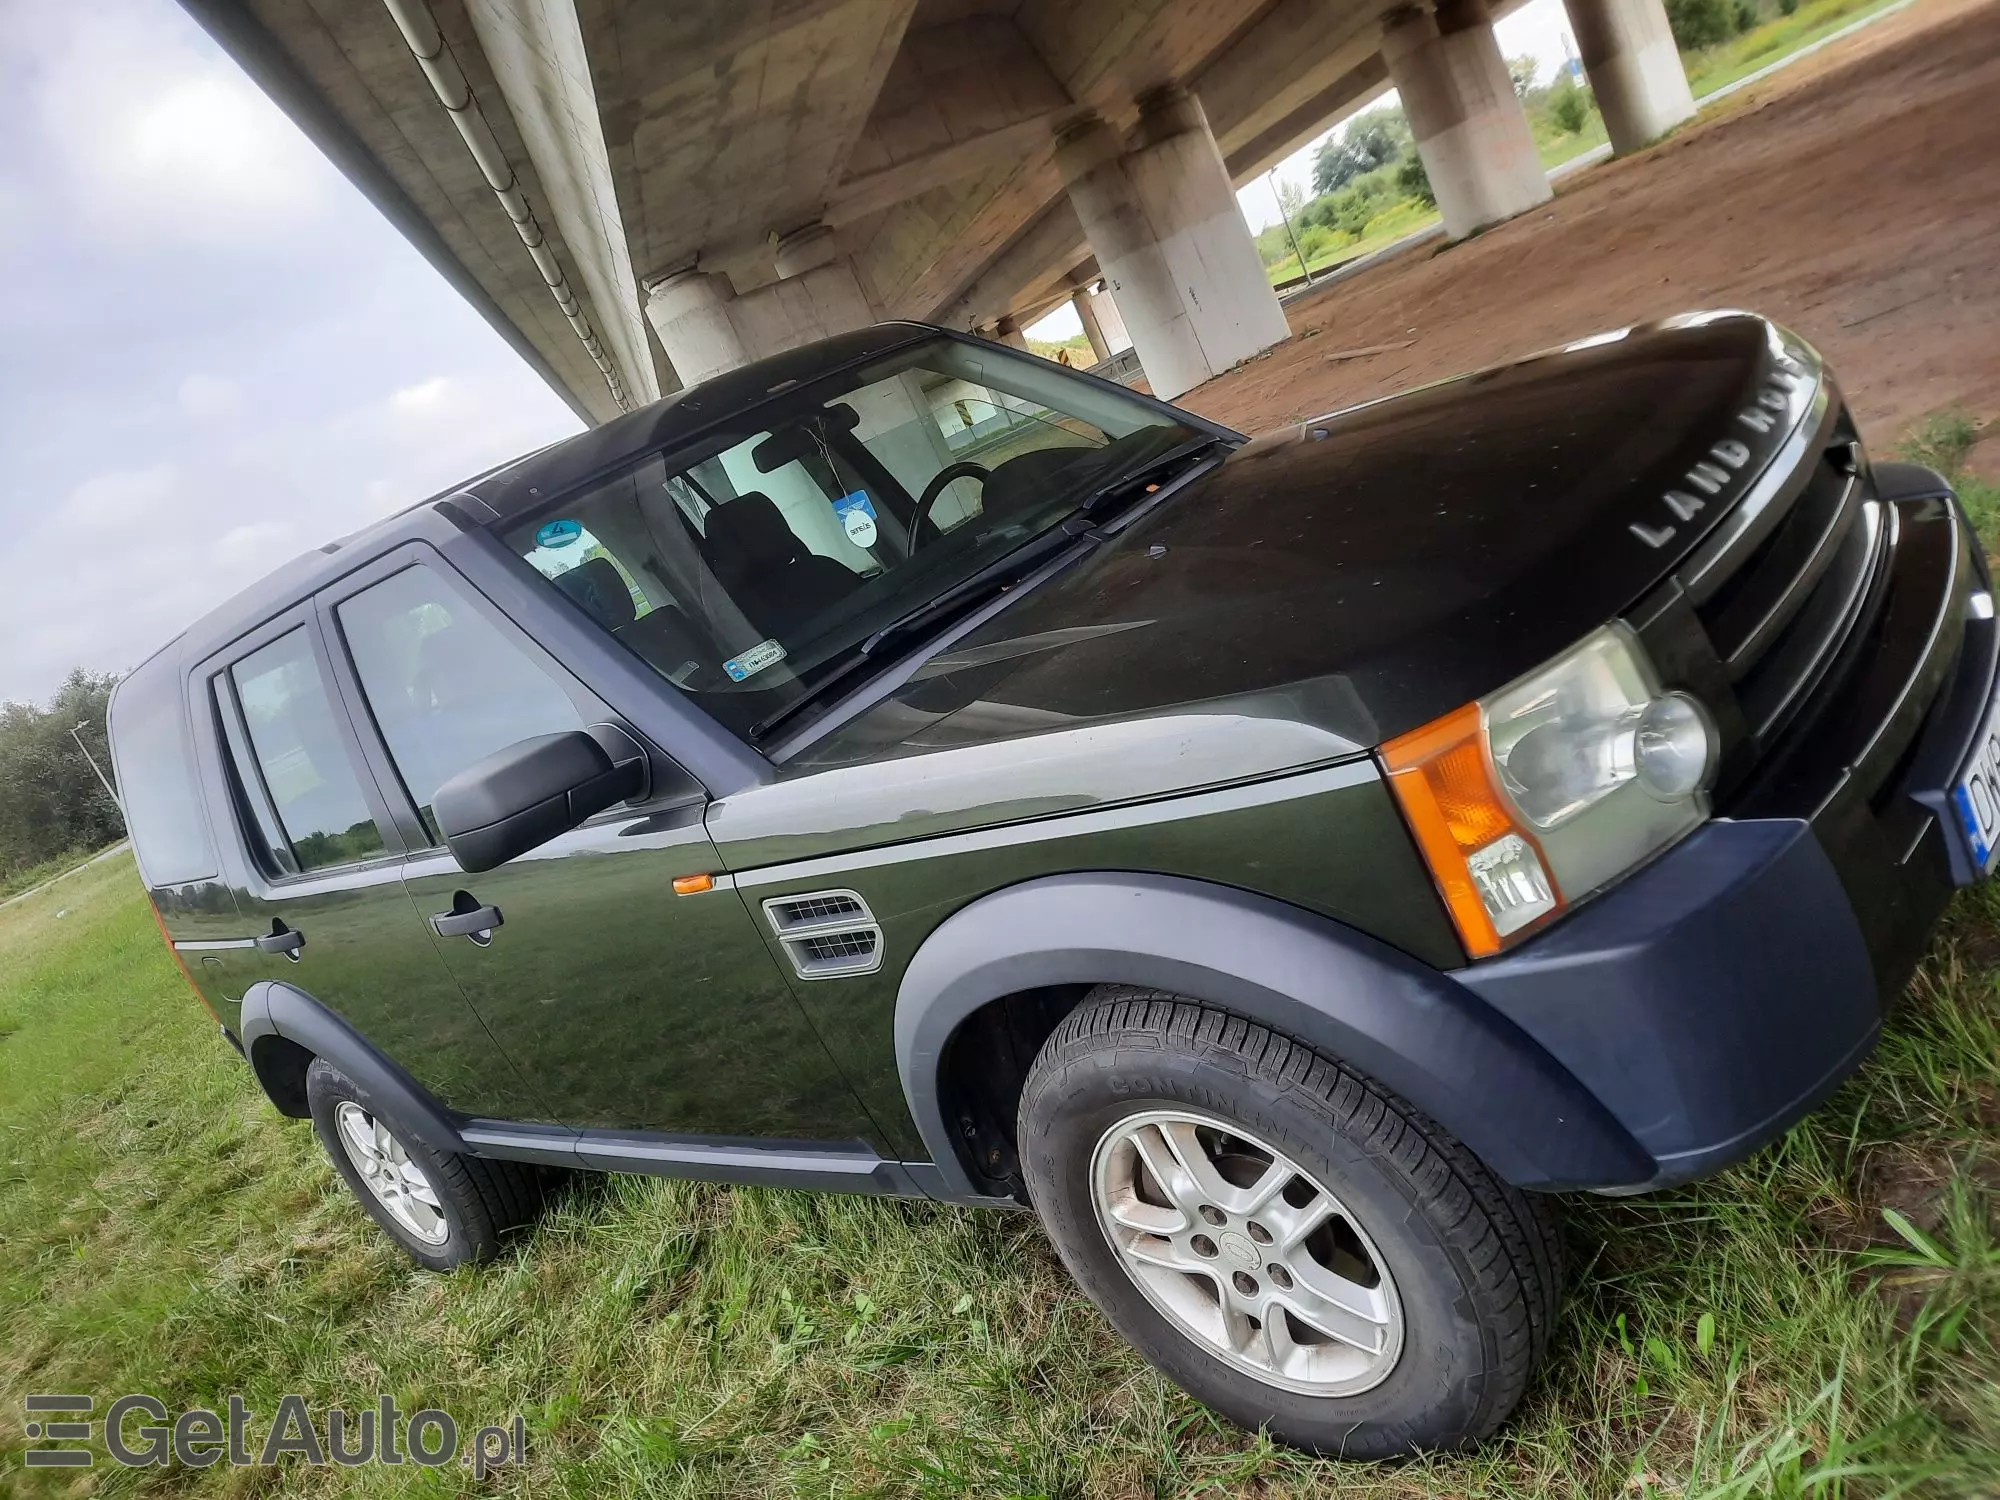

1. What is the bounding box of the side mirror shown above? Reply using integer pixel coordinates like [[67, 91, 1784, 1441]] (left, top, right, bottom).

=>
[[433, 731, 644, 873]]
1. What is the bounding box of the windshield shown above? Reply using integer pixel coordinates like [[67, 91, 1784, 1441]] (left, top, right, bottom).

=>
[[502, 336, 1204, 740]]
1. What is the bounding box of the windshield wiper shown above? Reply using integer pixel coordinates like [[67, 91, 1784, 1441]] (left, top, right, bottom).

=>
[[747, 436, 1224, 744], [747, 524, 1088, 743]]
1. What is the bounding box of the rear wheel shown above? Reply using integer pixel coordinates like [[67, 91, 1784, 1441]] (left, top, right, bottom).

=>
[[306, 1058, 550, 1271], [1017, 988, 1563, 1457]]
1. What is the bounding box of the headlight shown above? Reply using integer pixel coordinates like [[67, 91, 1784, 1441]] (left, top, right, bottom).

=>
[[1383, 624, 1715, 957]]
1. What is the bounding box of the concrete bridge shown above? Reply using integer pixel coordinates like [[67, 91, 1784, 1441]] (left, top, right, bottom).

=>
[[179, 0, 1699, 421]]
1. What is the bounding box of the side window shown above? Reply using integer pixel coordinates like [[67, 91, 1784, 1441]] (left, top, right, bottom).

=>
[[336, 563, 585, 836], [226, 628, 386, 873], [107, 660, 217, 887]]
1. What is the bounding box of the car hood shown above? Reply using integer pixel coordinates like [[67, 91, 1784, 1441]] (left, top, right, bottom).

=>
[[797, 311, 1824, 768]]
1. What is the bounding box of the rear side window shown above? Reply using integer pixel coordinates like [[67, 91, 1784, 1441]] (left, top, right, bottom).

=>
[[107, 659, 217, 887], [226, 628, 386, 873], [336, 562, 584, 837]]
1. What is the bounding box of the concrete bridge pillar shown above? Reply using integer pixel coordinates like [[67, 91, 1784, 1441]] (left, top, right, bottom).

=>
[[643, 269, 748, 389], [1087, 283, 1133, 355], [1563, 0, 1696, 154], [993, 315, 1030, 350], [1381, 0, 1552, 241], [1056, 93, 1288, 400], [1072, 288, 1112, 362]]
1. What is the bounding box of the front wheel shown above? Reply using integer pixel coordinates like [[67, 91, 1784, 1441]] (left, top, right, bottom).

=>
[[1017, 989, 1563, 1458]]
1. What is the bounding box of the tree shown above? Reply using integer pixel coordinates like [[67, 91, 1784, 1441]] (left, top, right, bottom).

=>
[[1395, 153, 1436, 210], [0, 669, 125, 878], [1508, 54, 1539, 98], [1664, 0, 1737, 49], [1310, 104, 1412, 194]]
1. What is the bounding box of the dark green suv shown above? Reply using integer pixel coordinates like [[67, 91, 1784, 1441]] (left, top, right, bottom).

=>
[[110, 313, 1995, 1456]]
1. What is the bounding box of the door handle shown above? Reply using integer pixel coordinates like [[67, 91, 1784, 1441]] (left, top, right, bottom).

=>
[[432, 900, 503, 944], [254, 923, 305, 960]]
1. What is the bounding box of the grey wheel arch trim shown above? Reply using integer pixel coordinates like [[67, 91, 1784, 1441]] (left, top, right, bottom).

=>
[[893, 872, 1654, 1199], [238, 981, 468, 1157]]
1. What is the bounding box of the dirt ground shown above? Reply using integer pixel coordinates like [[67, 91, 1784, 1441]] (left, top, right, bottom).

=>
[[1183, 0, 2000, 471]]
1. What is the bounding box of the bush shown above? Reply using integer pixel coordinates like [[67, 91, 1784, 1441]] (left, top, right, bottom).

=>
[[1734, 0, 1758, 30], [1665, 0, 1738, 48], [1394, 153, 1435, 209], [1548, 76, 1595, 134]]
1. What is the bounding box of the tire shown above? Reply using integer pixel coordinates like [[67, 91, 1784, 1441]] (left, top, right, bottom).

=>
[[306, 1057, 549, 1271], [1017, 987, 1563, 1458]]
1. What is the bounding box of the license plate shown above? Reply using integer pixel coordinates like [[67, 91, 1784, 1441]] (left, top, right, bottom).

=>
[[1950, 677, 2000, 875]]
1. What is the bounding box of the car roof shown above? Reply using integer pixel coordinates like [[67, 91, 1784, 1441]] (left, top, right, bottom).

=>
[[161, 321, 943, 663]]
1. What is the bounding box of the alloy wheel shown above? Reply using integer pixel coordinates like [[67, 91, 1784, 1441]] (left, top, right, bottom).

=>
[[1090, 1108, 1404, 1396], [333, 1101, 450, 1246]]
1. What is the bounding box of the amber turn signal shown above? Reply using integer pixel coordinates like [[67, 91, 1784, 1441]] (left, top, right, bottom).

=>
[[672, 873, 715, 895], [1380, 703, 1563, 958]]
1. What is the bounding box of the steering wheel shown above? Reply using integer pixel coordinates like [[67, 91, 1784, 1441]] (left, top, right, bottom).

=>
[[910, 461, 990, 548]]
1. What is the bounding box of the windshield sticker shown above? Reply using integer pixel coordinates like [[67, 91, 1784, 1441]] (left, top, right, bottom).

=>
[[722, 639, 786, 683], [832, 491, 879, 548], [535, 518, 583, 549]]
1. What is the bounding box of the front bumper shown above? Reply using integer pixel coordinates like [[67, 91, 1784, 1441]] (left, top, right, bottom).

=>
[[1460, 467, 1995, 1191]]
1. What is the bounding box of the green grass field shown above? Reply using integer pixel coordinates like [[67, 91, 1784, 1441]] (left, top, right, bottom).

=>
[[3, 819, 1999, 1495]]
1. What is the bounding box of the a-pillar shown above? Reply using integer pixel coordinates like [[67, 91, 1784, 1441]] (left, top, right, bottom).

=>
[[1056, 90, 1289, 400], [1071, 288, 1112, 363], [1381, 0, 1551, 241], [1563, 0, 1696, 154], [643, 269, 748, 388]]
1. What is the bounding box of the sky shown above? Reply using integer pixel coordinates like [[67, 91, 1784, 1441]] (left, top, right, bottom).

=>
[[0, 0, 1578, 705], [0, 0, 583, 707]]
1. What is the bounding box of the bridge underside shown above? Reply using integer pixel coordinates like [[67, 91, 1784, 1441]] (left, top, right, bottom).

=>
[[181, 0, 1695, 420]]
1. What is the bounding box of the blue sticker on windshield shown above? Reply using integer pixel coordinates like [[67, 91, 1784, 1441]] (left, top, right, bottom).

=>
[[536, 518, 583, 549], [833, 491, 878, 548], [723, 638, 786, 683]]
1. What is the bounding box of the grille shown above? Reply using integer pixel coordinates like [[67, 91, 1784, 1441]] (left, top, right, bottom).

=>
[[761, 889, 883, 978], [800, 931, 878, 963], [768, 893, 864, 927], [1683, 428, 1879, 748]]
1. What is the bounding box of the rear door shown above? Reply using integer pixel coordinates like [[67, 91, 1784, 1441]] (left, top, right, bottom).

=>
[[316, 545, 878, 1143], [188, 604, 541, 1121]]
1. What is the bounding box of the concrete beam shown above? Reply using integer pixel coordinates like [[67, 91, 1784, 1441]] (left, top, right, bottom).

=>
[[830, 16, 1071, 223], [928, 196, 1090, 331], [462, 0, 660, 403], [1221, 54, 1391, 181]]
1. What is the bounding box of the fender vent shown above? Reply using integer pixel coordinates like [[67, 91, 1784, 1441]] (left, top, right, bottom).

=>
[[762, 890, 882, 978]]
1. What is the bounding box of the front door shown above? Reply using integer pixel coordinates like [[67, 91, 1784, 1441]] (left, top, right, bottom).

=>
[[317, 548, 877, 1143]]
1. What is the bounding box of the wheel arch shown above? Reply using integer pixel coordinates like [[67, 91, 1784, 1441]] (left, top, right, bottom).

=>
[[894, 873, 1654, 1201], [238, 981, 468, 1156]]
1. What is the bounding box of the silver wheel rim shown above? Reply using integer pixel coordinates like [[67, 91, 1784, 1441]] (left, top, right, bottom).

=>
[[1089, 1108, 1404, 1396], [334, 1101, 450, 1246]]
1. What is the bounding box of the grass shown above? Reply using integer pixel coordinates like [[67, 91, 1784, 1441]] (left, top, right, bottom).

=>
[[3, 830, 2000, 1495], [1682, 0, 1914, 100], [1898, 410, 2000, 555], [0, 844, 114, 904]]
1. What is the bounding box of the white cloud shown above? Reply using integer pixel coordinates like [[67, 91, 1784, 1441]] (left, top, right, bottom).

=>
[[390, 375, 457, 415], [178, 374, 242, 421], [32, 9, 331, 244], [60, 465, 177, 531]]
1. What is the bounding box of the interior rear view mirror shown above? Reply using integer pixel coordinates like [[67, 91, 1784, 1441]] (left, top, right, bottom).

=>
[[433, 730, 644, 873]]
